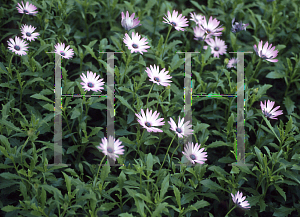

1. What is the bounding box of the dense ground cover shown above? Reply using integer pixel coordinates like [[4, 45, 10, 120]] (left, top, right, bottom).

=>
[[0, 0, 300, 216]]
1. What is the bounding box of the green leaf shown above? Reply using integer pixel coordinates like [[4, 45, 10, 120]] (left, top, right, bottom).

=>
[[124, 1, 135, 13], [160, 174, 169, 201], [1, 205, 20, 212], [265, 71, 285, 79], [274, 184, 286, 201], [0, 119, 23, 133], [200, 179, 227, 192], [230, 32, 237, 51], [226, 113, 234, 135], [83, 45, 97, 59], [173, 185, 181, 210], [262, 115, 281, 143], [152, 202, 168, 217], [32, 44, 51, 58], [20, 182, 28, 200], [41, 187, 46, 208], [100, 163, 111, 183], [62, 171, 71, 195], [115, 95, 136, 113], [146, 153, 153, 172], [119, 213, 134, 217], [118, 171, 126, 190], [66, 145, 80, 154], [0, 172, 25, 180], [283, 96, 296, 115], [42, 103, 54, 111], [206, 141, 232, 148], [70, 107, 81, 119], [273, 206, 295, 217], [99, 202, 116, 211], [255, 84, 272, 100], [30, 93, 53, 103], [192, 199, 210, 209]]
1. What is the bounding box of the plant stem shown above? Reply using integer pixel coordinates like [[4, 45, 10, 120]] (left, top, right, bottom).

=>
[[225, 205, 237, 217], [161, 25, 172, 58], [95, 155, 106, 183], [146, 83, 154, 108], [19, 14, 24, 29], [158, 134, 176, 175], [8, 54, 14, 80], [257, 116, 264, 147], [168, 139, 181, 171]]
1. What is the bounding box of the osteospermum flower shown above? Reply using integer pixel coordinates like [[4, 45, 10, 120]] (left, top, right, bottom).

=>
[[146, 64, 172, 86], [260, 100, 283, 120], [231, 18, 249, 33], [54, 43, 74, 59], [20, 24, 39, 42], [204, 37, 227, 58], [123, 32, 150, 55], [227, 57, 239, 69], [168, 117, 194, 138], [163, 10, 189, 31], [121, 11, 141, 31], [199, 16, 224, 37], [7, 36, 28, 56], [190, 12, 205, 26], [80, 71, 105, 92], [253, 40, 278, 62], [193, 25, 211, 41], [231, 191, 251, 209], [97, 136, 124, 161], [182, 142, 207, 165], [16, 1, 38, 16], [135, 108, 165, 133]]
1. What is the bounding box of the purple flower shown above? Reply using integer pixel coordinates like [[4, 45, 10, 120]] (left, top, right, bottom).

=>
[[231, 191, 251, 209], [227, 57, 239, 69], [80, 71, 105, 92], [54, 43, 74, 59], [199, 16, 224, 37], [260, 100, 283, 120], [253, 41, 278, 62], [21, 24, 40, 42], [121, 11, 141, 31], [16, 1, 38, 16], [97, 136, 124, 161], [135, 109, 165, 133], [182, 142, 207, 165], [163, 10, 189, 31], [193, 25, 211, 41], [190, 12, 205, 26], [204, 37, 227, 58], [231, 18, 249, 33], [168, 117, 194, 138], [7, 36, 28, 56], [146, 64, 172, 86], [123, 32, 150, 55]]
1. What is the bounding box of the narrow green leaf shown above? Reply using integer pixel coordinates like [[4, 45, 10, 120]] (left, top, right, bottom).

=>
[[0, 119, 23, 133], [160, 174, 169, 201], [100, 163, 110, 183], [116, 95, 136, 113], [173, 185, 181, 210], [274, 184, 286, 201], [30, 93, 53, 103], [62, 172, 71, 195], [32, 44, 51, 58], [1, 205, 20, 212]]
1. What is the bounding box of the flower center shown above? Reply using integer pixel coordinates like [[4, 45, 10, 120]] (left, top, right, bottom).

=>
[[197, 37, 203, 41], [60, 51, 65, 56], [263, 110, 272, 118], [176, 127, 182, 133], [107, 147, 113, 153], [206, 29, 211, 34], [145, 122, 151, 127], [154, 77, 160, 82], [87, 82, 94, 88], [214, 47, 220, 51], [170, 22, 176, 26], [26, 32, 31, 37], [190, 154, 196, 160], [14, 45, 20, 51], [132, 44, 138, 49], [126, 19, 133, 27], [24, 9, 28, 13]]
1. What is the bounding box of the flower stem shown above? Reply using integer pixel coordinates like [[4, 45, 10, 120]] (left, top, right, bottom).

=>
[[95, 155, 106, 183], [19, 14, 24, 29], [158, 134, 176, 175], [146, 83, 154, 108], [168, 139, 181, 171], [161, 26, 172, 58], [249, 58, 262, 84], [257, 115, 264, 146], [8, 54, 14, 80], [225, 205, 237, 217]]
